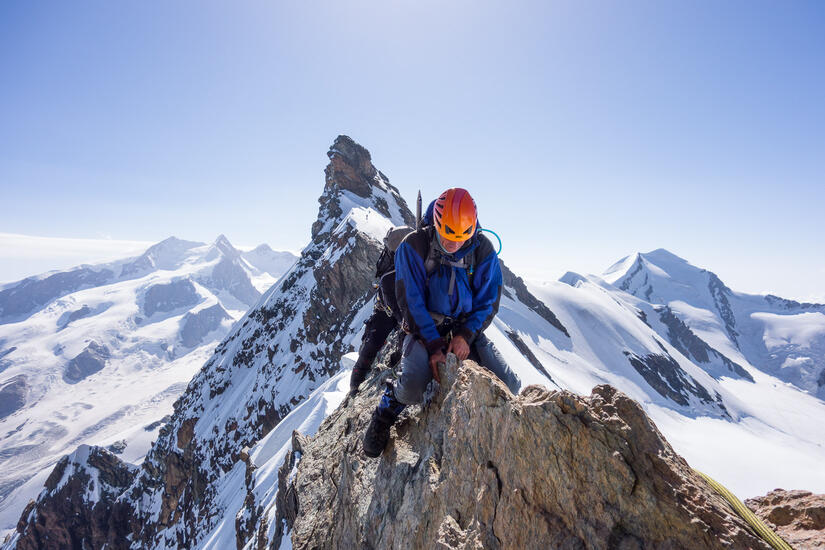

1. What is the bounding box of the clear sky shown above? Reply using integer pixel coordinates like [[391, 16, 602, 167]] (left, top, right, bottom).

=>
[[1, 1, 823, 301]]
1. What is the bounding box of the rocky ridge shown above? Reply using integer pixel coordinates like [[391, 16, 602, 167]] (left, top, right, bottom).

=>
[[13, 445, 137, 550], [110, 136, 415, 548], [273, 354, 774, 549]]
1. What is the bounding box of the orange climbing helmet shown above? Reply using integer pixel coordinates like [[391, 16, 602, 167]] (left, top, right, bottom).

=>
[[433, 188, 477, 242]]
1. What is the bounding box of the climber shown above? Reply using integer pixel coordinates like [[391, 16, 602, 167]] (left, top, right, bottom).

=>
[[363, 188, 520, 458]]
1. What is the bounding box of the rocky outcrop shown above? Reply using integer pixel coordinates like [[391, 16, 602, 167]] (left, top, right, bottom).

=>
[[707, 272, 740, 348], [13, 445, 137, 550], [624, 350, 729, 416], [276, 355, 770, 549], [746, 489, 825, 549], [141, 278, 201, 317], [0, 375, 27, 420], [311, 135, 415, 242], [656, 306, 752, 382], [63, 342, 110, 384], [179, 303, 232, 348]]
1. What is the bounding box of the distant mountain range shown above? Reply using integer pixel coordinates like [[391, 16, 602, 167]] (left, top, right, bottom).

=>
[[0, 236, 296, 530]]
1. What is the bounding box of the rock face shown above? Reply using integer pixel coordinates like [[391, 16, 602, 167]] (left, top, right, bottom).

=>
[[277, 356, 771, 550], [623, 350, 728, 415], [746, 489, 825, 549], [179, 303, 232, 348], [141, 278, 201, 317], [656, 306, 752, 382], [63, 342, 110, 384]]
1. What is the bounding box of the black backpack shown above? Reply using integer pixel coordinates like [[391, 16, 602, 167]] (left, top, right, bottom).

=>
[[374, 226, 416, 320], [374, 226, 414, 279]]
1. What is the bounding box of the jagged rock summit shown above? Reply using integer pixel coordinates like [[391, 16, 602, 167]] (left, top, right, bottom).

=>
[[275, 355, 773, 550]]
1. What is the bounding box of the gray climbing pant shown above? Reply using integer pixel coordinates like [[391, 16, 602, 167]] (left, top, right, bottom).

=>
[[394, 331, 521, 405]]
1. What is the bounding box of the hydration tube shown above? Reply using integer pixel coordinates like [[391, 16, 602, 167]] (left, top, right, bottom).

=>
[[479, 228, 502, 255]]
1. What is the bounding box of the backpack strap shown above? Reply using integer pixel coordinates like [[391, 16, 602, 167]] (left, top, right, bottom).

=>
[[423, 228, 477, 296]]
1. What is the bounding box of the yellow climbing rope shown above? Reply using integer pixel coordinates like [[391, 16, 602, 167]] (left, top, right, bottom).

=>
[[694, 470, 794, 550]]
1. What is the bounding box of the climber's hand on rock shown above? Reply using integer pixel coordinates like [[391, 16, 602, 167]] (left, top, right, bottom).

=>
[[447, 335, 470, 361], [429, 350, 445, 384]]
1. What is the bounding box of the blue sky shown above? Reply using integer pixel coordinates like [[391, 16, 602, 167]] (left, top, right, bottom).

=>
[[1, 1, 824, 300]]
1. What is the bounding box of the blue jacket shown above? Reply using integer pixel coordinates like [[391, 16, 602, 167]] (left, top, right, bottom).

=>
[[394, 215, 502, 354]]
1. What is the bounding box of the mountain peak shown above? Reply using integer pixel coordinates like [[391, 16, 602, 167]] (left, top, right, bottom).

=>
[[210, 234, 240, 259], [639, 248, 690, 267], [326, 135, 376, 198], [124, 236, 204, 273], [249, 243, 273, 254], [603, 249, 695, 286], [310, 136, 415, 243]]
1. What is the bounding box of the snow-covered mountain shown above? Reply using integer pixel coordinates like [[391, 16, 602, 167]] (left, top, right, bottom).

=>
[[4, 136, 824, 549], [0, 235, 296, 531], [604, 248, 825, 398]]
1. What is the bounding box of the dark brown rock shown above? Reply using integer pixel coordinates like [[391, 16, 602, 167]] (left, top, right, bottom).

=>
[[746, 489, 825, 549]]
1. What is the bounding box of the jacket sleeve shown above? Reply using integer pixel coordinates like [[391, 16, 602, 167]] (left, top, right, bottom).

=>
[[455, 248, 502, 342], [394, 240, 445, 353]]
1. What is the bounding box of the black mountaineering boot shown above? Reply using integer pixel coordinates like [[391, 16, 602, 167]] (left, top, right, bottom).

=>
[[363, 406, 398, 458], [349, 359, 371, 396], [363, 380, 405, 458]]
